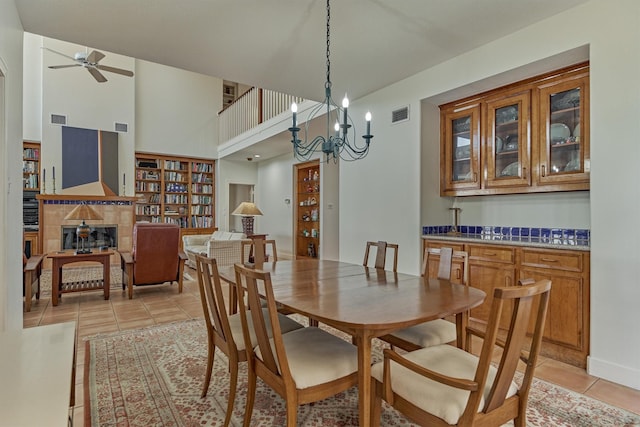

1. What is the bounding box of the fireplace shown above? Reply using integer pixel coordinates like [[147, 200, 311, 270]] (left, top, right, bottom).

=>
[[61, 225, 118, 251]]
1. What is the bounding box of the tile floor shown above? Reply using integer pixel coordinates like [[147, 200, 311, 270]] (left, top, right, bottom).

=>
[[23, 266, 640, 426]]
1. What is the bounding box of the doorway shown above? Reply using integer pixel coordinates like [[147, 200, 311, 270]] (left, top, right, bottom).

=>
[[228, 183, 254, 233]]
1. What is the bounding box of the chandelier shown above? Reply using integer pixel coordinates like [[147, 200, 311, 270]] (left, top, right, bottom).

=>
[[288, 0, 373, 162]]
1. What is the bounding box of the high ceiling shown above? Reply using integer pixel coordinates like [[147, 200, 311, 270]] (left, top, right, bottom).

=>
[[15, 0, 589, 161]]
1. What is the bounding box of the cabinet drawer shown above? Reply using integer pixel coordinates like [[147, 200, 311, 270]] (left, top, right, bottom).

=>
[[424, 239, 464, 252], [469, 245, 514, 264], [521, 249, 583, 273]]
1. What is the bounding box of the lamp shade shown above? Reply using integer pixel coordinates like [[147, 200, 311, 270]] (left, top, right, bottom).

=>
[[231, 202, 263, 216], [64, 204, 103, 221]]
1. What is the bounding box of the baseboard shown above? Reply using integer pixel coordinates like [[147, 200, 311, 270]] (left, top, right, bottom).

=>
[[587, 355, 640, 391]]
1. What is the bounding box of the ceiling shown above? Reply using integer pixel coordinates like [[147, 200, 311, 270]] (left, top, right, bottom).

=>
[[16, 0, 589, 161]]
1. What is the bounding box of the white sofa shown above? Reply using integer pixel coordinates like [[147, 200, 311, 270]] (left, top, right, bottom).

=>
[[182, 230, 246, 268]]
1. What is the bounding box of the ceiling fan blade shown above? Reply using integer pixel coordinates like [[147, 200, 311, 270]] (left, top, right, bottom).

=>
[[95, 64, 134, 77], [42, 47, 77, 62], [86, 50, 105, 64], [48, 64, 82, 69], [87, 67, 108, 83]]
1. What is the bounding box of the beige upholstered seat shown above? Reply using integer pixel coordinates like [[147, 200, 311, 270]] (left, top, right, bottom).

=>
[[380, 247, 469, 351], [363, 240, 399, 271], [234, 264, 359, 427], [195, 255, 302, 427], [371, 279, 552, 426]]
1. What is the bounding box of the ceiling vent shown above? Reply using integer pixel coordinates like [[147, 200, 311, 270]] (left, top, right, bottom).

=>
[[50, 114, 67, 125], [115, 122, 128, 133], [391, 106, 409, 124]]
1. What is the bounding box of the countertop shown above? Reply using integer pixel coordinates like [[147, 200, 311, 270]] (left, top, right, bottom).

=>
[[423, 233, 590, 251]]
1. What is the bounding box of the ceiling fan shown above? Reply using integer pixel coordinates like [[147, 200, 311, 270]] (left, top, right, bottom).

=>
[[44, 48, 134, 83]]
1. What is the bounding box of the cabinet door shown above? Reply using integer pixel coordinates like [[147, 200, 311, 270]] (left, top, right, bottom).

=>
[[440, 104, 481, 195], [485, 90, 531, 189], [537, 73, 590, 187], [519, 269, 586, 352]]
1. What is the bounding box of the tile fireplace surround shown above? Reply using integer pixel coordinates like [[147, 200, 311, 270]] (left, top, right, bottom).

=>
[[37, 195, 136, 266]]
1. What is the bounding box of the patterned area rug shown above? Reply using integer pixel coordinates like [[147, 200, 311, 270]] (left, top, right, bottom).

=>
[[84, 319, 640, 427]]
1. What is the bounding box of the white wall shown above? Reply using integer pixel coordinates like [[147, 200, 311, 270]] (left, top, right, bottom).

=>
[[135, 59, 219, 160], [0, 0, 25, 331], [342, 0, 639, 389], [217, 158, 258, 232], [38, 37, 135, 195]]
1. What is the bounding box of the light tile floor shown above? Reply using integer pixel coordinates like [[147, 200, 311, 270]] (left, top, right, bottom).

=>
[[23, 266, 640, 426]]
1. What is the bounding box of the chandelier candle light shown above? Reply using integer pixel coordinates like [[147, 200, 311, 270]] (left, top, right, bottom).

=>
[[289, 0, 373, 162]]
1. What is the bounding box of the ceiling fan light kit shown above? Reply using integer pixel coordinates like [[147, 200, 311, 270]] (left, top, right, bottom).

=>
[[45, 47, 134, 83]]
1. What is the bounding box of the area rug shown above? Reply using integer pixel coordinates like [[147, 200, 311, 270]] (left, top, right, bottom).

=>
[[84, 319, 640, 427]]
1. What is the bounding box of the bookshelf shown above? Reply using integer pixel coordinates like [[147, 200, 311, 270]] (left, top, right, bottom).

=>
[[23, 141, 40, 191], [134, 152, 215, 231]]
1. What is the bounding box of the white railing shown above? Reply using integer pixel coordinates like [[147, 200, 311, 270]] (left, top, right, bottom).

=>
[[218, 87, 303, 142]]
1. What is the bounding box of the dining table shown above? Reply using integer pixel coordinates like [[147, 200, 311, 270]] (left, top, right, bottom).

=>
[[217, 258, 486, 426]]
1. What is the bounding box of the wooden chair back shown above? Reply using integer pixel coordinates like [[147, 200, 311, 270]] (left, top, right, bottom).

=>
[[234, 264, 288, 381], [422, 246, 469, 285], [195, 255, 237, 358], [363, 241, 399, 272], [241, 238, 277, 264]]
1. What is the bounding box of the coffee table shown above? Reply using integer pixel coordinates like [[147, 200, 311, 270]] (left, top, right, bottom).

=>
[[48, 250, 114, 306]]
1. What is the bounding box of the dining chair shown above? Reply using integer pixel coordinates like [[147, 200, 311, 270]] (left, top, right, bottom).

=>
[[195, 255, 303, 426], [234, 263, 359, 427], [241, 238, 277, 263], [380, 247, 469, 351], [371, 279, 551, 426], [363, 240, 399, 272]]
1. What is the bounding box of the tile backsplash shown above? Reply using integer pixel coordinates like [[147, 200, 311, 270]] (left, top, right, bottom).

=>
[[422, 225, 590, 247]]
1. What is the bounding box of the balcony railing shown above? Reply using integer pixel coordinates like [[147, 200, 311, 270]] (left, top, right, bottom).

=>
[[218, 87, 304, 143]]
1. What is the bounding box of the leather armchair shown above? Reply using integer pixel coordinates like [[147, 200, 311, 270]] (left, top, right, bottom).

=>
[[120, 223, 187, 299]]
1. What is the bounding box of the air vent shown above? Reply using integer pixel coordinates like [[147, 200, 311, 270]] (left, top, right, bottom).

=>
[[391, 106, 409, 124], [50, 114, 67, 125], [115, 122, 128, 133]]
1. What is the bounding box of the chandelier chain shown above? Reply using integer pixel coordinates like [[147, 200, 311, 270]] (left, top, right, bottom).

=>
[[325, 0, 331, 90]]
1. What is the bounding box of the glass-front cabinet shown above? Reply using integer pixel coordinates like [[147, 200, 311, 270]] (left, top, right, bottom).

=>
[[485, 91, 530, 189], [537, 71, 590, 186], [441, 104, 481, 193], [439, 62, 589, 196]]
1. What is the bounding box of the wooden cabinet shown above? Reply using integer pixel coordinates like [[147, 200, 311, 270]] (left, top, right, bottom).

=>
[[293, 160, 320, 259], [23, 141, 40, 191], [440, 62, 589, 196], [423, 238, 590, 368], [518, 247, 590, 367], [134, 152, 215, 231]]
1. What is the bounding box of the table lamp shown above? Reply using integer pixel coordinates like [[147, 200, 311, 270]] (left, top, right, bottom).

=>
[[64, 203, 103, 254], [231, 202, 263, 236]]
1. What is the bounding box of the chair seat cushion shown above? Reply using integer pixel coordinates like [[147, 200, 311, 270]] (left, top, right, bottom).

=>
[[371, 344, 518, 425], [228, 309, 303, 351], [257, 327, 358, 389], [390, 319, 457, 347]]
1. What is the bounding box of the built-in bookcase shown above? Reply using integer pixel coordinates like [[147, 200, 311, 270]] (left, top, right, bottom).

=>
[[134, 152, 215, 232]]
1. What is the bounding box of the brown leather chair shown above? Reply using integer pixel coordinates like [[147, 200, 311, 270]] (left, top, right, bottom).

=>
[[120, 223, 187, 299]]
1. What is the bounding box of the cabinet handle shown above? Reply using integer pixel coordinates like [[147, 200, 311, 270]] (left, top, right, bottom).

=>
[[484, 252, 497, 256], [541, 257, 558, 262], [473, 172, 478, 183], [455, 269, 461, 280], [523, 166, 528, 180], [541, 165, 546, 177]]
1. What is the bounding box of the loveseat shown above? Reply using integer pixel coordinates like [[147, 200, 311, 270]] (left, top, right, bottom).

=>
[[182, 230, 246, 268]]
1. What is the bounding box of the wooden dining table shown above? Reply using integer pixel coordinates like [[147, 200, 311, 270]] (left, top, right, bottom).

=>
[[218, 259, 486, 426]]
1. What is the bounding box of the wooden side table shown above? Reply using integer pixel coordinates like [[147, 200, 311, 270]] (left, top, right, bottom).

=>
[[47, 250, 114, 306]]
